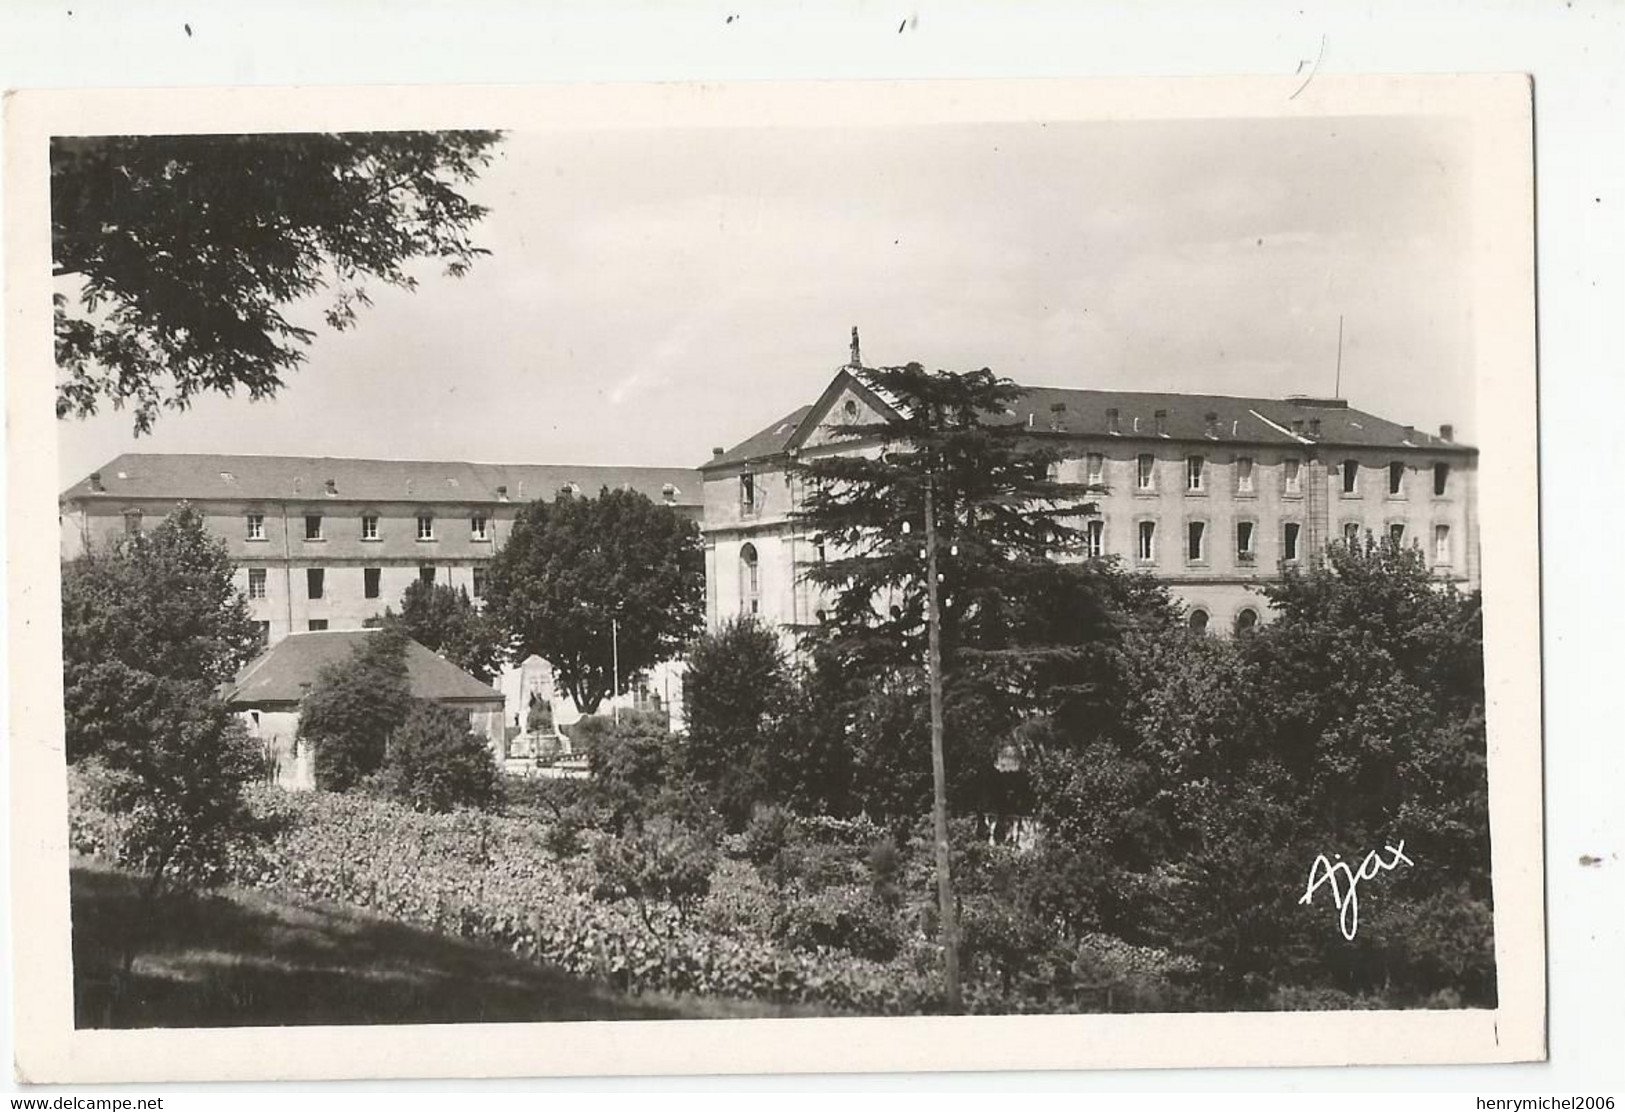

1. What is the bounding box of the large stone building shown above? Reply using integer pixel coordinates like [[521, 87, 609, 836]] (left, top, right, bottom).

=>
[[700, 363, 1479, 642], [59, 454, 704, 736]]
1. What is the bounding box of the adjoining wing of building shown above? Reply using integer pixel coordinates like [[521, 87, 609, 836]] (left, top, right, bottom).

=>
[[700, 364, 1479, 641], [59, 454, 704, 762]]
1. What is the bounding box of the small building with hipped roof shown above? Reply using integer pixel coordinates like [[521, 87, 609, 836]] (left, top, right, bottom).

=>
[[225, 628, 507, 790]]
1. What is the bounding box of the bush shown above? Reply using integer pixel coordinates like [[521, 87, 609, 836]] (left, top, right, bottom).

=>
[[591, 814, 720, 935], [302, 626, 413, 792], [776, 884, 904, 962], [381, 701, 500, 813]]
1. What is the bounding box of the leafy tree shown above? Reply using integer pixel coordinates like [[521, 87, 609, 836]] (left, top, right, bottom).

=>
[[679, 616, 791, 828], [70, 685, 264, 908], [61, 503, 261, 764], [583, 710, 678, 830], [381, 701, 500, 813], [389, 580, 508, 683], [299, 625, 413, 792], [1029, 537, 1494, 1004], [483, 487, 704, 714], [52, 130, 502, 433]]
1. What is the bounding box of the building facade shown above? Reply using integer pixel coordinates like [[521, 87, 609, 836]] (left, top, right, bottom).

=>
[[700, 366, 1479, 643]]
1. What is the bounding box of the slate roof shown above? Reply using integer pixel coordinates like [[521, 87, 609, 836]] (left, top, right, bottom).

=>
[[705, 375, 1473, 469], [705, 405, 814, 468], [227, 629, 504, 707], [61, 453, 703, 507]]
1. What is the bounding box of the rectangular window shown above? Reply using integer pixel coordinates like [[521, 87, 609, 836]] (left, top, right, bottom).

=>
[[1136, 454, 1155, 491], [1086, 453, 1104, 485], [364, 568, 381, 599], [1434, 462, 1450, 497], [1187, 456, 1205, 492], [472, 566, 488, 599], [417, 515, 435, 541], [420, 565, 436, 585], [308, 619, 328, 632], [1434, 524, 1451, 564], [248, 568, 267, 599], [1342, 459, 1359, 495], [1137, 520, 1156, 561], [252, 620, 270, 646], [1236, 457, 1255, 494], [1236, 521, 1255, 560], [1284, 522, 1301, 562], [123, 510, 143, 535], [304, 514, 323, 541], [1390, 523, 1406, 547], [1389, 460, 1405, 496], [1344, 522, 1362, 548], [246, 513, 265, 540], [1085, 519, 1104, 558], [306, 568, 325, 599], [1187, 521, 1206, 561], [1284, 458, 1302, 494], [361, 514, 379, 541], [471, 514, 489, 541], [740, 472, 756, 512]]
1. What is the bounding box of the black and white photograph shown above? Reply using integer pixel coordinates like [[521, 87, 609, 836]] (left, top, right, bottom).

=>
[[5, 74, 1546, 1081]]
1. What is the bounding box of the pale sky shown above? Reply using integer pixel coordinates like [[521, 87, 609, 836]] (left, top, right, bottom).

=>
[[55, 114, 1476, 488]]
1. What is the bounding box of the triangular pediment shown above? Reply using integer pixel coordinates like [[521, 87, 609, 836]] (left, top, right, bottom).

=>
[[788, 369, 904, 452]]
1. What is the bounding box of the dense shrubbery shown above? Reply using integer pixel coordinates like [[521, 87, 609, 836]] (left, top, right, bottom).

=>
[[381, 702, 501, 814]]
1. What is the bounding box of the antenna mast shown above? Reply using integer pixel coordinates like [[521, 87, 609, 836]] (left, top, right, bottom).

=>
[[1335, 314, 1345, 398]]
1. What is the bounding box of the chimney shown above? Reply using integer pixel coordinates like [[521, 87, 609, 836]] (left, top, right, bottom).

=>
[[849, 326, 861, 369], [1439, 423, 1454, 442], [1204, 410, 1219, 437], [1309, 417, 1322, 437], [1049, 401, 1067, 431], [712, 447, 725, 458], [1153, 408, 1168, 436], [1106, 407, 1121, 435], [89, 471, 104, 493]]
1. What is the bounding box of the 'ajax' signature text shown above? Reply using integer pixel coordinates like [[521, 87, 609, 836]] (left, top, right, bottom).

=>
[[1298, 841, 1413, 940]]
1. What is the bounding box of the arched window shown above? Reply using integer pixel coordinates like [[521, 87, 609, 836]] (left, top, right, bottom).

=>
[[1234, 608, 1259, 633], [739, 543, 760, 615], [1187, 608, 1210, 634]]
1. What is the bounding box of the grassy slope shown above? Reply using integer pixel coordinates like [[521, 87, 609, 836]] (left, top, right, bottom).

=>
[[71, 856, 823, 1028]]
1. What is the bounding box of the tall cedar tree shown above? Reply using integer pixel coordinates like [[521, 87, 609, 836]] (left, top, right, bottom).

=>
[[299, 625, 414, 792], [389, 580, 508, 684], [62, 503, 262, 765], [483, 487, 704, 714], [790, 364, 1107, 813], [53, 131, 501, 433]]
